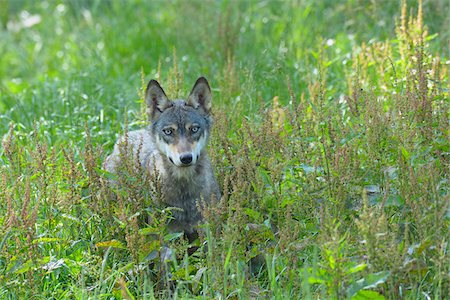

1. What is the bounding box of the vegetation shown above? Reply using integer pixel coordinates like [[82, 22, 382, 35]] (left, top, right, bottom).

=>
[[0, 0, 448, 298]]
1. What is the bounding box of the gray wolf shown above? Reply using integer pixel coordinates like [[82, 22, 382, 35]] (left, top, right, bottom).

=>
[[104, 77, 220, 239]]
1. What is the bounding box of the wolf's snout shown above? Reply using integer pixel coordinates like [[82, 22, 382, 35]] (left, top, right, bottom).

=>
[[180, 153, 193, 165]]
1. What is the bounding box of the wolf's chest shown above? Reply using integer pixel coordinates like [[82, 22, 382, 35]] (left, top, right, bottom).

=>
[[162, 177, 204, 220], [164, 180, 202, 200]]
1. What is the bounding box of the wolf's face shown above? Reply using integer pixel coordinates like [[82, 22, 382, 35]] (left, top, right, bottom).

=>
[[145, 77, 212, 168], [153, 102, 210, 167]]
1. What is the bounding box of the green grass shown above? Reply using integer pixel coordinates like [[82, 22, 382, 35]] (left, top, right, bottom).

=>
[[0, 0, 449, 299]]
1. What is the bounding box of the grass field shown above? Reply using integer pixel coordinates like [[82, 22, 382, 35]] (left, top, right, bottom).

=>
[[0, 0, 449, 299]]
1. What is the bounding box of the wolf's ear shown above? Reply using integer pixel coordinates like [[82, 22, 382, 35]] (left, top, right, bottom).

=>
[[145, 79, 172, 119], [187, 77, 212, 114]]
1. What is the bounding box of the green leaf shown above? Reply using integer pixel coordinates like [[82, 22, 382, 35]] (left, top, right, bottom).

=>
[[347, 263, 367, 275], [425, 33, 438, 41], [401, 146, 410, 161], [14, 259, 34, 274], [163, 232, 183, 242], [224, 242, 234, 270], [138, 227, 160, 235], [244, 208, 261, 221], [0, 229, 11, 252], [348, 271, 390, 298], [192, 267, 207, 293], [33, 237, 62, 244], [362, 271, 390, 289], [308, 276, 325, 284], [385, 194, 404, 207], [258, 167, 273, 186], [307, 267, 328, 284], [118, 262, 135, 273], [281, 198, 295, 207], [144, 250, 158, 262], [96, 240, 125, 249], [352, 290, 385, 300], [328, 253, 336, 270]]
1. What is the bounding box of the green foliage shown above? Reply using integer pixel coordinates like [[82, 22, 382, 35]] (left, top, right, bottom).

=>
[[0, 0, 448, 299]]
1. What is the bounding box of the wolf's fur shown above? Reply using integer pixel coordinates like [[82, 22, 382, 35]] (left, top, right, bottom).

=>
[[104, 77, 220, 235]]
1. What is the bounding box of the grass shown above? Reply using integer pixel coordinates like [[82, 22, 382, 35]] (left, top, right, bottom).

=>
[[0, 0, 449, 299]]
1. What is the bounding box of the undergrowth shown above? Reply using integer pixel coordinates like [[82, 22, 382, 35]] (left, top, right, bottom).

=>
[[0, 1, 448, 299]]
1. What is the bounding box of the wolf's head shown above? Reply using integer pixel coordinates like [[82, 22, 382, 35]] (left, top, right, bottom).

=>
[[145, 77, 213, 168]]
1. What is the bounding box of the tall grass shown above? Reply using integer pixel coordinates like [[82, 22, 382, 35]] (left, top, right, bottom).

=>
[[1, 0, 448, 299]]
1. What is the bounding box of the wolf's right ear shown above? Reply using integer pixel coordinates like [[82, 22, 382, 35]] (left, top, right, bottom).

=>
[[145, 80, 172, 120]]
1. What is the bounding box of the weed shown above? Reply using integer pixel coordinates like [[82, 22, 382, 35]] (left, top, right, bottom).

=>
[[0, 0, 448, 299]]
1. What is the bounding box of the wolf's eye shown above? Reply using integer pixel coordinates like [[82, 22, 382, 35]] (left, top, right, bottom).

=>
[[191, 126, 200, 133], [163, 128, 173, 135]]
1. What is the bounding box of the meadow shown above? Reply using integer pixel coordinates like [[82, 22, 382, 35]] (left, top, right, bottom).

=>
[[0, 0, 449, 299]]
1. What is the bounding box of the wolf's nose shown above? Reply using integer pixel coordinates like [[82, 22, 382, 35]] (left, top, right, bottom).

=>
[[180, 153, 193, 165]]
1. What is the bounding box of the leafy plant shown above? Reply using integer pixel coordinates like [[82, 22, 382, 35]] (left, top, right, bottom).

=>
[[0, 0, 448, 298]]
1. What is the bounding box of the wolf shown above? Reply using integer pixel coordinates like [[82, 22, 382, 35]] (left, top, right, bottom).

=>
[[104, 77, 220, 240]]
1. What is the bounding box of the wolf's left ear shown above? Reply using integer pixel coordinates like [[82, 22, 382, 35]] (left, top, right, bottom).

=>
[[187, 77, 212, 114]]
